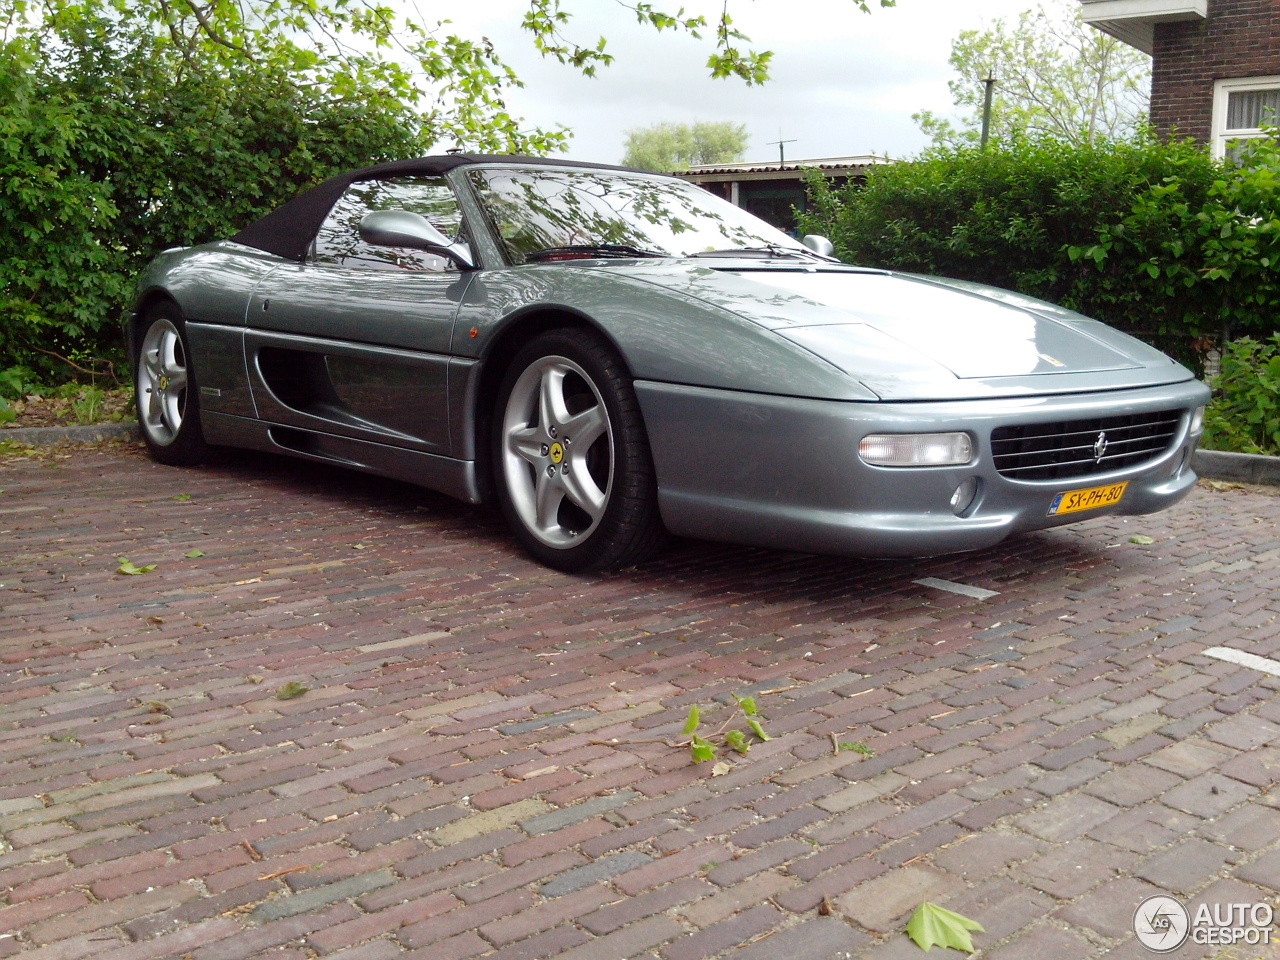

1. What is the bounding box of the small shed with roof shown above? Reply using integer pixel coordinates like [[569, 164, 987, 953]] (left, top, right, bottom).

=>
[[673, 155, 891, 234]]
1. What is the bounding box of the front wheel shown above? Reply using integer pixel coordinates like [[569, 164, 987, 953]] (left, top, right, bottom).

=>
[[493, 328, 666, 572], [135, 305, 210, 466]]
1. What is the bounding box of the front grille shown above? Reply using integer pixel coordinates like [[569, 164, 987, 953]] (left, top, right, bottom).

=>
[[991, 410, 1183, 481]]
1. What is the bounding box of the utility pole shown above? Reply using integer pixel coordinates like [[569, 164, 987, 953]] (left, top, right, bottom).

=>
[[980, 76, 997, 149], [767, 134, 797, 166]]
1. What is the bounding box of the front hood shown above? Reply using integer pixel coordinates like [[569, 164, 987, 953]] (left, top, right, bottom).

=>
[[614, 262, 1192, 400]]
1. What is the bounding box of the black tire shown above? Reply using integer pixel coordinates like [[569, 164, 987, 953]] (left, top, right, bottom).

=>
[[134, 303, 210, 466], [492, 327, 667, 572]]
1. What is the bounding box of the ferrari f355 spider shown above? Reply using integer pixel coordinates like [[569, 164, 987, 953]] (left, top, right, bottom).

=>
[[130, 155, 1209, 571]]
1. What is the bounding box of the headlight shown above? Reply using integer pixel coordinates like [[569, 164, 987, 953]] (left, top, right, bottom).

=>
[[858, 432, 973, 467], [1190, 405, 1205, 435]]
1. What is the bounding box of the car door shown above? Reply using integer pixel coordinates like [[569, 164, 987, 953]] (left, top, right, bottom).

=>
[[244, 176, 476, 455]]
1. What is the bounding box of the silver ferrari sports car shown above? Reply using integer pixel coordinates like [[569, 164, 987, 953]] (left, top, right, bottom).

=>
[[130, 154, 1209, 572]]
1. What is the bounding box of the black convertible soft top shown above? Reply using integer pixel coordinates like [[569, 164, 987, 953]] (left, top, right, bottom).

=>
[[229, 153, 636, 262]]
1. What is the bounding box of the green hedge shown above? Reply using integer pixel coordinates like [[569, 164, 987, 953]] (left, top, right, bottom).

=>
[[799, 134, 1280, 372], [0, 17, 425, 378], [1203, 335, 1280, 455]]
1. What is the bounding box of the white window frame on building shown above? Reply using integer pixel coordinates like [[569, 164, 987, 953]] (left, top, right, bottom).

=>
[[1212, 75, 1280, 160]]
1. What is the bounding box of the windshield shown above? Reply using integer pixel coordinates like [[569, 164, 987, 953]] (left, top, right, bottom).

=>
[[466, 166, 809, 264]]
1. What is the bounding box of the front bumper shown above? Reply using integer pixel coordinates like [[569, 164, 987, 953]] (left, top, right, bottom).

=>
[[636, 378, 1210, 558]]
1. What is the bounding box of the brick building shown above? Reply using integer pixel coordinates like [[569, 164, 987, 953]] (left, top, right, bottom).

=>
[[1081, 0, 1280, 158]]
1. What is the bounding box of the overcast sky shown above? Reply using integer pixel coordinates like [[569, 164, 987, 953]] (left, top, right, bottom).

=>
[[441, 0, 1049, 164]]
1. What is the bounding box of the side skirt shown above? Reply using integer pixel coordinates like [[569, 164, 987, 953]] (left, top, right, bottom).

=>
[[201, 411, 483, 504]]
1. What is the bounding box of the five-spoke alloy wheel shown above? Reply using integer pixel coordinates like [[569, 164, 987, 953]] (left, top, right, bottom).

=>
[[501, 353, 613, 548], [135, 305, 209, 465], [494, 329, 665, 572]]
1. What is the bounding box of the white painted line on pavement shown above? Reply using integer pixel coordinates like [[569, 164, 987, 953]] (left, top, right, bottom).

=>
[[914, 577, 1000, 600], [1202, 646, 1280, 677]]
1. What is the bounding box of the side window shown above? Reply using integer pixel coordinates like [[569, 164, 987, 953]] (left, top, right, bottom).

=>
[[313, 177, 466, 271]]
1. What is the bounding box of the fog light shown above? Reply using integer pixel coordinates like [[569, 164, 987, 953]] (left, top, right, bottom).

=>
[[1190, 405, 1205, 435], [950, 477, 980, 516], [858, 432, 973, 467]]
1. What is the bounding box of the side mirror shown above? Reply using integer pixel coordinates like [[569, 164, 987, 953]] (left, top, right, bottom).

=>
[[358, 210, 474, 268], [801, 235, 836, 259]]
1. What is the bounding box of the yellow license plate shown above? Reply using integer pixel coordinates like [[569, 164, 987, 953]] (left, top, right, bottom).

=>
[[1047, 481, 1128, 516]]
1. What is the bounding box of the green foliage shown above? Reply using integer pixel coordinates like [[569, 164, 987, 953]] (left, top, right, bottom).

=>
[[915, 0, 1148, 147], [0, 34, 128, 377], [682, 704, 701, 736], [905, 901, 985, 953], [1202, 335, 1280, 455], [838, 740, 875, 756], [689, 735, 716, 763], [723, 729, 749, 755], [681, 695, 770, 763], [67, 385, 107, 424], [0, 367, 42, 399], [1074, 133, 1280, 345], [798, 132, 1280, 368], [0, 17, 428, 373], [0, 365, 39, 420], [116, 557, 157, 575], [275, 681, 310, 700], [621, 120, 749, 172]]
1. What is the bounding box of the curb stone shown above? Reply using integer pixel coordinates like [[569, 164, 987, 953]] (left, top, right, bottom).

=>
[[1192, 448, 1280, 485], [0, 422, 140, 445]]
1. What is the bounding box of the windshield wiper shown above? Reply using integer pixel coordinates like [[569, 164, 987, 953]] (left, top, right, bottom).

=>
[[525, 244, 665, 263], [688, 244, 816, 260]]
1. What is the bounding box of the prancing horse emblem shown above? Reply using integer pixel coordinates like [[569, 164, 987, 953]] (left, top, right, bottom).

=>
[[1093, 431, 1108, 463]]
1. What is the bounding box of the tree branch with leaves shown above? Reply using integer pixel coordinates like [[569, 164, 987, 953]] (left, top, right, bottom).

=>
[[914, 0, 1149, 148]]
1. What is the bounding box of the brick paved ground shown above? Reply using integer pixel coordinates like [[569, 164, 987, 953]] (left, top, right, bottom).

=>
[[1, 442, 1278, 960]]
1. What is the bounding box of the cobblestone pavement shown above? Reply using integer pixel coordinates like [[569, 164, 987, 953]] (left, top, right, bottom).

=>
[[2, 444, 1278, 960]]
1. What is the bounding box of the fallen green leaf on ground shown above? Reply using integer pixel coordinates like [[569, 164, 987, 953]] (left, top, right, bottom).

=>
[[905, 901, 984, 953], [690, 735, 716, 763], [724, 729, 750, 755], [275, 681, 310, 700], [1129, 535, 1155, 545], [710, 760, 732, 776], [184, 549, 204, 558], [172, 493, 190, 500], [683, 704, 701, 736], [116, 557, 157, 575]]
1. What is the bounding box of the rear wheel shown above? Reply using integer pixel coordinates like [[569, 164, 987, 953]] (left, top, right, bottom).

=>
[[493, 328, 666, 572], [135, 305, 210, 466]]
